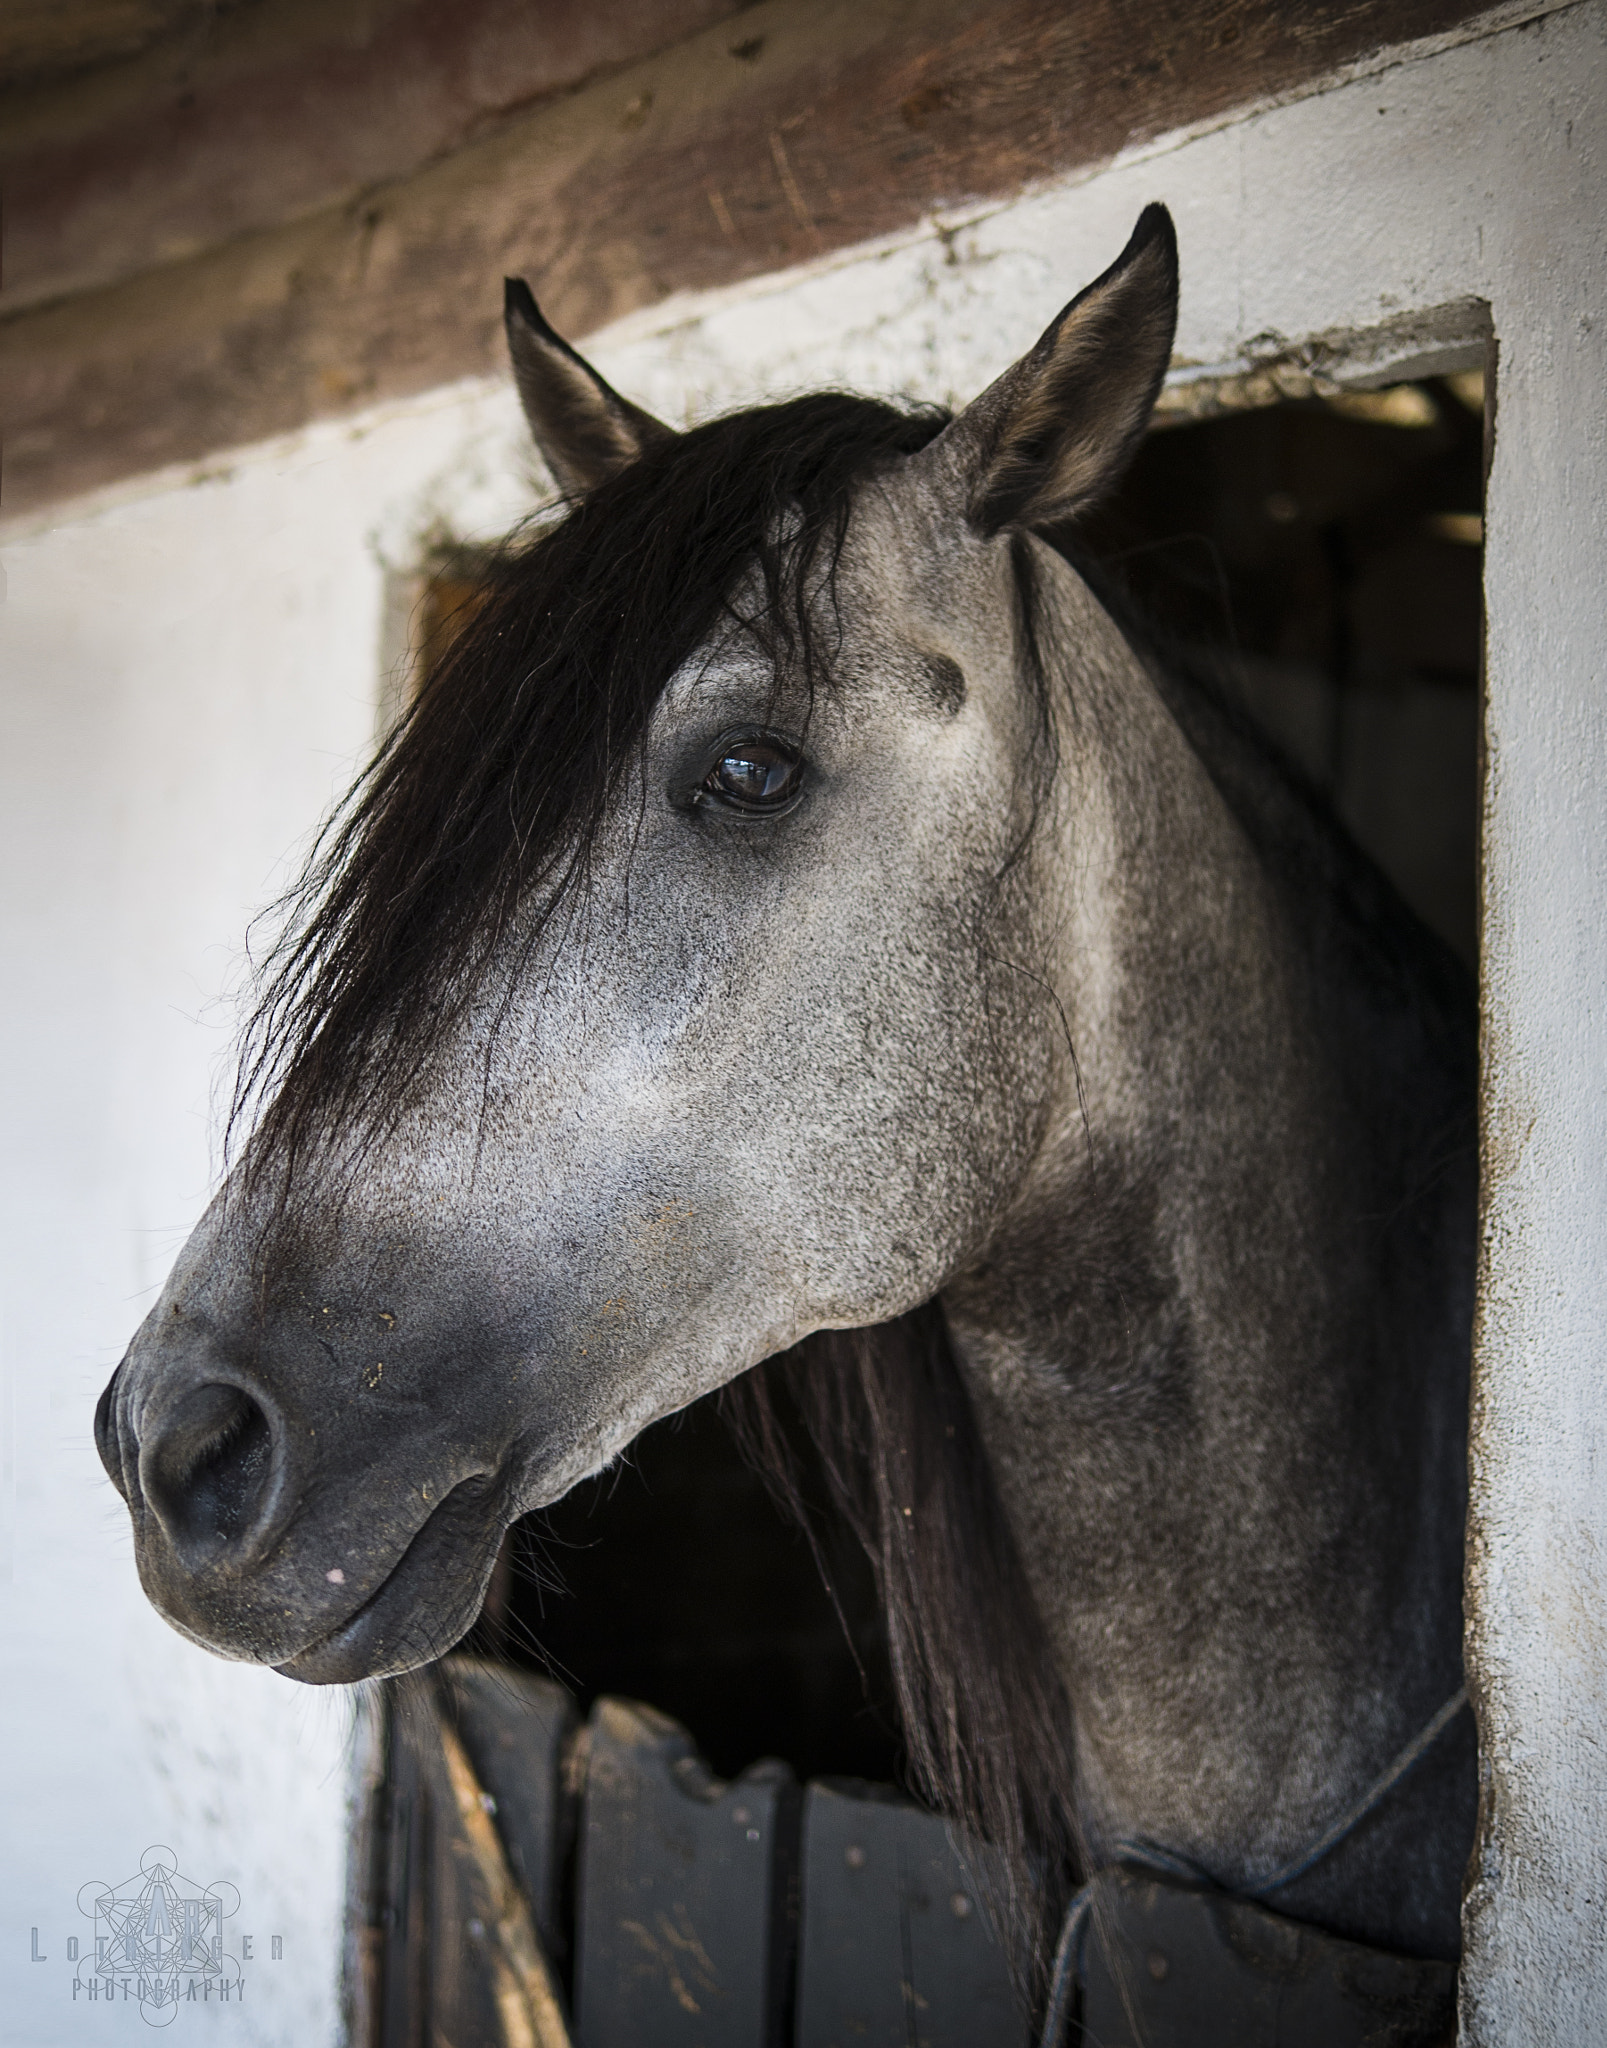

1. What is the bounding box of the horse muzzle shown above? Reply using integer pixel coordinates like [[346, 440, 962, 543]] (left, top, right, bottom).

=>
[[95, 1334, 511, 1680], [272, 1473, 504, 1683]]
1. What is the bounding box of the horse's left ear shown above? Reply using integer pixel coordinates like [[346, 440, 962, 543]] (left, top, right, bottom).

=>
[[932, 204, 1179, 534], [504, 278, 674, 496]]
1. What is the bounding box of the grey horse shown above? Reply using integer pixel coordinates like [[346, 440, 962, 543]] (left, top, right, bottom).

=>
[[96, 206, 1476, 1995]]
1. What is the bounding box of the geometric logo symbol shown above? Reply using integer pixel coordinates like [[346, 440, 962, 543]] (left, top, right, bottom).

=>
[[74, 1847, 244, 2026]]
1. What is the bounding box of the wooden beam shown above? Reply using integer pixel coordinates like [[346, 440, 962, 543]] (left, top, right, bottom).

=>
[[3, 0, 1497, 520], [1, 0, 747, 311], [0, 0, 220, 93]]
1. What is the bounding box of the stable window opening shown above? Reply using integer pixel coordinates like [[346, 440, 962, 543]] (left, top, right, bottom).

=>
[[354, 365, 1487, 2044]]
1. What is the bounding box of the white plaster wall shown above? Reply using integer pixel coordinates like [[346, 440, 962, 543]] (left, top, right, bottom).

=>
[[0, 403, 531, 2045], [2, 3, 1601, 2038]]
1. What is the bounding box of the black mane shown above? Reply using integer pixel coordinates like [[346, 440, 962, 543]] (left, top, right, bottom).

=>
[[234, 393, 947, 1178]]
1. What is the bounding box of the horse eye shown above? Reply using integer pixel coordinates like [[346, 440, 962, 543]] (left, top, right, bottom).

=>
[[703, 736, 802, 812]]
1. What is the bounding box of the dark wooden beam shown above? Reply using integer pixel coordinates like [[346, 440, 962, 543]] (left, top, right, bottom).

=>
[[0, 0, 237, 94], [2, 0, 747, 310], [3, 0, 1497, 521]]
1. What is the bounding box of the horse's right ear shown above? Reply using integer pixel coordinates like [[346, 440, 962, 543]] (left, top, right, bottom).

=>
[[504, 279, 673, 497], [924, 205, 1179, 535]]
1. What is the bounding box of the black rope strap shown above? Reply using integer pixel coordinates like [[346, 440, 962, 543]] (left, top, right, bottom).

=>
[[1037, 1687, 1471, 2048]]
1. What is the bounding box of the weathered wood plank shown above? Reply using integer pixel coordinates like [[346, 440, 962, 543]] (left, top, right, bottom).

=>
[[371, 1666, 577, 2048], [442, 1656, 580, 1968], [1077, 1865, 1456, 2047], [3, 0, 1496, 519], [574, 1696, 799, 2047], [794, 1779, 1026, 2048]]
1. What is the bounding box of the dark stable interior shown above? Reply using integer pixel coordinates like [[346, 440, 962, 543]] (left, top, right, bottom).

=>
[[468, 372, 1487, 1786]]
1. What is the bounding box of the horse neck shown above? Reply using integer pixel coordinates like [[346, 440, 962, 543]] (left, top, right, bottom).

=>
[[942, 559, 1476, 1954]]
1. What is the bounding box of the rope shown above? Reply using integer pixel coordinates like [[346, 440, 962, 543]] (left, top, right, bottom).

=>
[[1244, 1686, 1469, 1897], [1036, 1687, 1470, 2048]]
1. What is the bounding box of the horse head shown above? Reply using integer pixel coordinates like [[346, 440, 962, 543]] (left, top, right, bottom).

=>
[[97, 211, 1180, 1684]]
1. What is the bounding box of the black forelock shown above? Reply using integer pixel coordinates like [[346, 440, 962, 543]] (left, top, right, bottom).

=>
[[233, 392, 949, 1178]]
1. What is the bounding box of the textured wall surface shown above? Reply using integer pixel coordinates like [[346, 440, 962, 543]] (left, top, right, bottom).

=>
[[1, 3, 1602, 2040], [0, 477, 375, 2035]]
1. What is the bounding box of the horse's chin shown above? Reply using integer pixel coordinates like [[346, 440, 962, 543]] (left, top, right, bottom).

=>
[[273, 1475, 505, 1686]]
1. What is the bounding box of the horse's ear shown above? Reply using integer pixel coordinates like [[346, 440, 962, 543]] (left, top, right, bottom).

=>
[[935, 204, 1179, 535], [504, 278, 674, 496]]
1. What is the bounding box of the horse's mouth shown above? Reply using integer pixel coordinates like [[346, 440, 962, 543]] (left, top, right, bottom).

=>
[[275, 1474, 503, 1686]]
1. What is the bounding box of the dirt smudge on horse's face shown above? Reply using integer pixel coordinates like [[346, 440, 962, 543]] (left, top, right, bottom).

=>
[[99, 481, 1070, 1681]]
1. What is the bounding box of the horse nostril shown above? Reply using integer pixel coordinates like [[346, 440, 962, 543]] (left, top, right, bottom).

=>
[[142, 1383, 277, 1561], [95, 1368, 129, 1500]]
